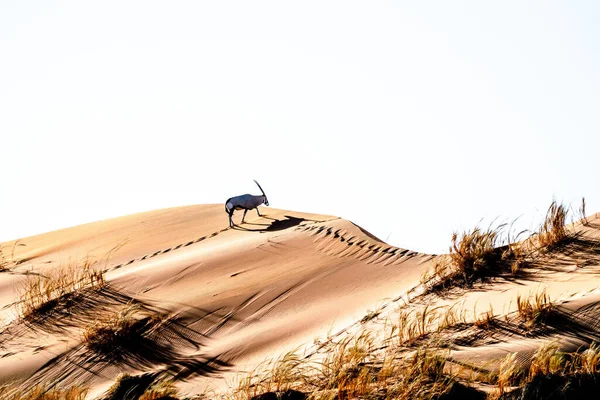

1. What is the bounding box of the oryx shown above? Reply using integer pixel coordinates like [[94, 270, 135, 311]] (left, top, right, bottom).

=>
[[225, 180, 269, 227]]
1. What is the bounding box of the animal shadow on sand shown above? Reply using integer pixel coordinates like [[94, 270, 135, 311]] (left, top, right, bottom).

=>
[[234, 215, 308, 232]]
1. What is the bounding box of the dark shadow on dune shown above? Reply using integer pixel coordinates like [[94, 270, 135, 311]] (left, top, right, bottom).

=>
[[543, 304, 600, 343], [6, 273, 325, 394], [14, 288, 308, 391], [233, 216, 307, 232], [527, 230, 600, 265], [23, 309, 231, 391], [100, 373, 156, 400], [424, 262, 537, 299], [0, 284, 249, 356], [445, 302, 600, 352], [25, 286, 146, 331], [559, 235, 600, 269], [2, 285, 272, 393], [500, 373, 600, 400], [0, 285, 148, 352]]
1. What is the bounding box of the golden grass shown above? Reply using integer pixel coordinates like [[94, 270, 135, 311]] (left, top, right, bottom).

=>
[[516, 290, 553, 329], [0, 240, 27, 271], [320, 331, 374, 396], [449, 227, 502, 281], [389, 302, 488, 348], [375, 349, 458, 400], [473, 304, 495, 330], [103, 373, 180, 400], [229, 288, 597, 400], [0, 385, 88, 400], [536, 200, 568, 249], [392, 307, 438, 346], [232, 293, 499, 398], [423, 225, 511, 292], [232, 351, 311, 400], [492, 342, 600, 397], [495, 352, 523, 396], [17, 259, 105, 320], [231, 343, 461, 400], [230, 322, 463, 400], [438, 302, 466, 332], [421, 199, 578, 296], [138, 381, 180, 400], [528, 342, 564, 377]]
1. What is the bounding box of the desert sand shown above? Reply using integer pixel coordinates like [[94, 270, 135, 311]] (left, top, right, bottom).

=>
[[1, 204, 599, 399]]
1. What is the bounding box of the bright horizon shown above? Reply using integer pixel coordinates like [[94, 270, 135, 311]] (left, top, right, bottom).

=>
[[1, 2, 599, 254]]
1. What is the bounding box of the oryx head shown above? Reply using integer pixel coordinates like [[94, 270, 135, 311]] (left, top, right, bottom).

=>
[[253, 179, 269, 206]]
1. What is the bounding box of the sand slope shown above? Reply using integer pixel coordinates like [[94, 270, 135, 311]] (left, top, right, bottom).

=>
[[5, 205, 600, 398], [0, 205, 433, 397]]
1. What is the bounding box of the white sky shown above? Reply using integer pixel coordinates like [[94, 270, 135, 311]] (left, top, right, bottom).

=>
[[1, 1, 599, 254]]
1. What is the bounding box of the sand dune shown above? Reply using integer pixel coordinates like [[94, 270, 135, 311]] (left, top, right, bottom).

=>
[[0, 205, 433, 397], [2, 205, 600, 399]]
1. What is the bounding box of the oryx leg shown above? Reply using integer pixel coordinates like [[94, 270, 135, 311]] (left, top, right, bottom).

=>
[[256, 207, 262, 217], [242, 209, 248, 223]]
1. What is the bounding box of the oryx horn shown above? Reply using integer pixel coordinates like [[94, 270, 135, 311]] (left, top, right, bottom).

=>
[[253, 179, 267, 196]]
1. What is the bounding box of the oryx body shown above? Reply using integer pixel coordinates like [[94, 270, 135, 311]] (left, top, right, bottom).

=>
[[225, 180, 269, 227]]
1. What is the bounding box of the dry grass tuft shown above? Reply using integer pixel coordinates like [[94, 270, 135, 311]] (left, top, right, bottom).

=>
[[372, 349, 461, 400], [575, 342, 600, 374], [516, 290, 554, 329], [17, 259, 105, 320], [501, 222, 531, 275], [493, 343, 600, 397], [536, 200, 569, 249], [320, 331, 375, 397], [473, 304, 495, 330], [232, 350, 310, 400], [423, 226, 508, 292], [449, 227, 502, 283], [392, 307, 439, 346], [0, 240, 27, 271], [528, 342, 564, 377], [496, 352, 524, 396], [438, 302, 466, 332], [528, 341, 600, 378], [103, 373, 180, 400], [83, 304, 160, 355]]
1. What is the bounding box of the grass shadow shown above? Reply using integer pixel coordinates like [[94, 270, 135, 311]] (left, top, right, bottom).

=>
[[22, 308, 231, 391]]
